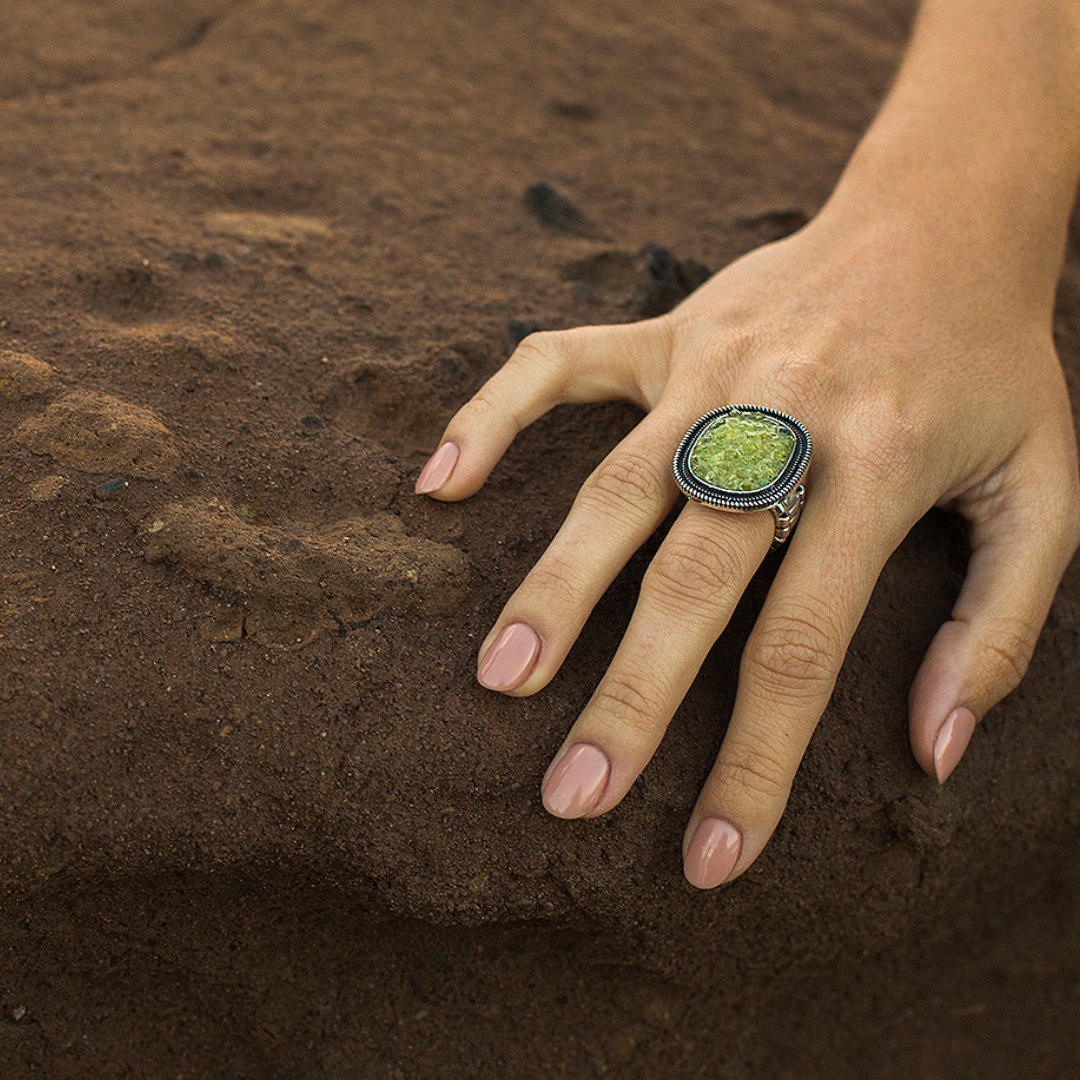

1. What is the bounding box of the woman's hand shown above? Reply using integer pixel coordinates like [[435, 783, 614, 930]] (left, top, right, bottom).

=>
[[416, 200, 1079, 887], [416, 0, 1080, 888]]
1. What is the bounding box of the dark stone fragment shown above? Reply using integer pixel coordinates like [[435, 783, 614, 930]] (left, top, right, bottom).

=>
[[632, 244, 713, 317], [506, 320, 543, 350], [95, 478, 128, 499], [299, 414, 327, 435], [181, 376, 203, 392], [167, 250, 226, 270], [523, 182, 607, 239], [736, 207, 809, 244], [551, 100, 596, 121], [167, 251, 200, 268], [337, 294, 373, 314]]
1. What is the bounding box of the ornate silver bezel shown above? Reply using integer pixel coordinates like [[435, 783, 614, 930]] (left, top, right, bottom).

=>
[[672, 405, 812, 512]]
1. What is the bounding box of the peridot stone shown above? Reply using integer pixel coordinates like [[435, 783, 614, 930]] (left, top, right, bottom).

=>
[[687, 410, 795, 492]]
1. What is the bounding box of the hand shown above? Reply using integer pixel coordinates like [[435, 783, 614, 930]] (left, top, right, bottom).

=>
[[416, 181, 1080, 889]]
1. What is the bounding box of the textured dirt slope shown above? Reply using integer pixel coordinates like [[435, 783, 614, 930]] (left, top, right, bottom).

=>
[[1, 1, 1079, 1077]]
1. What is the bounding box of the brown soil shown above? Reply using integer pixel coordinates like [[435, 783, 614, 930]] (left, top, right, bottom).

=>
[[2, 1, 1079, 1077]]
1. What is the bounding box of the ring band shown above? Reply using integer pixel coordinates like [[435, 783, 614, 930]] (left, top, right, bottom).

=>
[[672, 405, 813, 546]]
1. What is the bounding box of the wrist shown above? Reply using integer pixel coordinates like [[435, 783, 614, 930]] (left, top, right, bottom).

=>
[[817, 0, 1080, 312], [819, 134, 1068, 315]]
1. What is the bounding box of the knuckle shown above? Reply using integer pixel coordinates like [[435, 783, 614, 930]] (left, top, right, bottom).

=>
[[465, 384, 502, 420], [522, 555, 589, 610], [838, 399, 922, 492], [579, 450, 669, 516], [768, 354, 838, 406], [743, 606, 841, 697], [463, 383, 517, 432], [592, 669, 668, 737], [645, 530, 742, 607], [513, 330, 574, 378], [714, 747, 792, 810], [974, 615, 1039, 692]]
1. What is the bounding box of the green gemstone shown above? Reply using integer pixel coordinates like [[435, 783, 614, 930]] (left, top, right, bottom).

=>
[[687, 410, 795, 492]]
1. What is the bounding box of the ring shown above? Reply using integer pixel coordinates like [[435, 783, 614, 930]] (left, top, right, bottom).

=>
[[672, 405, 813, 546]]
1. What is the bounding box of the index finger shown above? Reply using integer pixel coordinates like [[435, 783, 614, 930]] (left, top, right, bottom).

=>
[[417, 322, 671, 500]]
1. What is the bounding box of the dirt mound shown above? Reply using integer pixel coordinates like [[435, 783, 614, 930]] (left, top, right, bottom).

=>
[[0, 351, 56, 401], [14, 390, 182, 479], [141, 498, 469, 644]]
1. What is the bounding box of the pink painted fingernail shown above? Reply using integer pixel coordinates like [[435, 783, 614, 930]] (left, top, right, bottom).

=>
[[542, 743, 610, 819], [684, 818, 742, 890], [933, 706, 977, 784], [415, 442, 460, 495], [477, 623, 541, 691]]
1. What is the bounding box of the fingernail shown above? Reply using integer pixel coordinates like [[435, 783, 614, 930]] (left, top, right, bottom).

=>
[[933, 706, 977, 784], [477, 623, 541, 691], [415, 442, 460, 495], [542, 743, 610, 819], [684, 818, 742, 890]]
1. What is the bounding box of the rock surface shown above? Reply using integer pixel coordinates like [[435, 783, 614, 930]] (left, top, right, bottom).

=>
[[0, 0, 1078, 1077]]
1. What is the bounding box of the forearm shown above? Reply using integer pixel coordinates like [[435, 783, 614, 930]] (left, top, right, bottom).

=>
[[823, 0, 1080, 309]]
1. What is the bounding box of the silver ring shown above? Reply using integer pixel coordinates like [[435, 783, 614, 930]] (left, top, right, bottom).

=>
[[672, 405, 813, 546]]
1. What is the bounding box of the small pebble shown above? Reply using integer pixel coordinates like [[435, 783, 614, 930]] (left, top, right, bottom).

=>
[[95, 478, 129, 499], [523, 182, 607, 239], [551, 99, 596, 121], [166, 251, 200, 268]]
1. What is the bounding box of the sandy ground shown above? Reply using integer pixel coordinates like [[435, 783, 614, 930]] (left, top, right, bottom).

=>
[[1, 1, 1079, 1076]]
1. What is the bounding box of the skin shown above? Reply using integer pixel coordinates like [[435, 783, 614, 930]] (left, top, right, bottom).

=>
[[417, 0, 1080, 888]]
